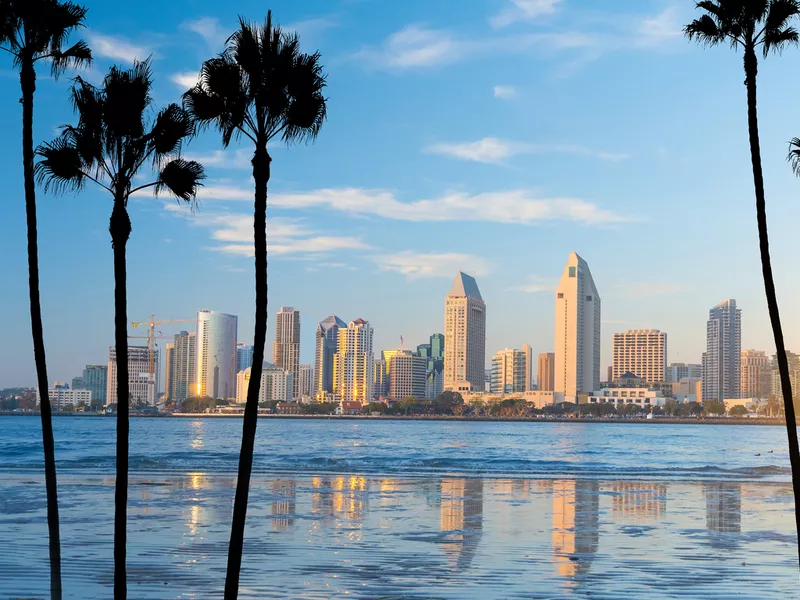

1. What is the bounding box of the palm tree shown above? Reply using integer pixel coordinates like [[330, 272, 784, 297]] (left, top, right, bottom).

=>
[[36, 60, 204, 600], [182, 12, 326, 598], [0, 2, 91, 597], [685, 0, 800, 563]]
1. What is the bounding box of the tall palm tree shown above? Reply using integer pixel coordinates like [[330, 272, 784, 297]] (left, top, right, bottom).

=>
[[36, 60, 204, 600], [183, 12, 326, 598], [685, 0, 800, 563], [0, 2, 91, 597]]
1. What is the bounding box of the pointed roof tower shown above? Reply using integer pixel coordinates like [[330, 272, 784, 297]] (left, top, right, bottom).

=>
[[448, 271, 483, 301]]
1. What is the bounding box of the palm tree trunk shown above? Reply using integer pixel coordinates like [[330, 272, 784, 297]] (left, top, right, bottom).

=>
[[110, 201, 131, 600], [21, 57, 62, 600], [224, 143, 270, 599], [744, 46, 800, 564]]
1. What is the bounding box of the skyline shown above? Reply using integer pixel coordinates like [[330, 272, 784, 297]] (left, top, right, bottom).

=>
[[2, 0, 800, 387]]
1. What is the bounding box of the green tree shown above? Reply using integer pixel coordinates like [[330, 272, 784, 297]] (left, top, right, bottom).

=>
[[432, 390, 463, 414], [685, 0, 800, 558], [704, 400, 727, 416], [182, 397, 216, 413], [182, 15, 326, 596], [663, 399, 679, 417], [36, 61, 204, 599], [0, 3, 91, 595], [362, 402, 387, 415], [730, 405, 749, 417], [398, 396, 417, 415]]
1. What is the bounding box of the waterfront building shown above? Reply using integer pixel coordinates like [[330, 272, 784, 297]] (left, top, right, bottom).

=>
[[770, 351, 800, 404], [164, 343, 174, 403], [585, 387, 667, 408], [236, 343, 254, 372], [612, 330, 667, 384], [236, 362, 293, 403], [36, 384, 92, 410], [72, 364, 107, 406], [444, 271, 486, 392], [740, 350, 769, 398], [430, 333, 444, 360], [666, 363, 702, 383], [538, 352, 555, 391], [171, 330, 196, 404], [522, 344, 533, 391], [195, 310, 237, 399], [374, 358, 388, 398], [313, 315, 347, 397], [298, 364, 314, 398], [703, 299, 741, 402], [389, 350, 427, 400], [332, 318, 375, 404], [426, 363, 444, 400], [107, 346, 159, 406], [274, 306, 301, 399], [554, 253, 601, 400], [490, 348, 527, 395]]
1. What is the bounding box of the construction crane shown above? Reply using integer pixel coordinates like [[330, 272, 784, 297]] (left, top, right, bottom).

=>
[[131, 315, 197, 405]]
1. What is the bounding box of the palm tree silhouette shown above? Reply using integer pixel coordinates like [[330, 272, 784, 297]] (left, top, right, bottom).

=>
[[36, 60, 204, 599], [685, 0, 800, 564], [0, 2, 91, 597], [183, 12, 326, 598]]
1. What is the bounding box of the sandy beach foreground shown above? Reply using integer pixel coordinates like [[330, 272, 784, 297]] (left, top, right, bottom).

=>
[[0, 473, 796, 599]]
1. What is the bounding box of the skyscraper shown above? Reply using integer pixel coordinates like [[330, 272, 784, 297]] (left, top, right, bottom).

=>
[[298, 364, 314, 398], [195, 310, 238, 399], [236, 343, 254, 372], [171, 330, 196, 404], [314, 315, 347, 397], [164, 342, 174, 403], [107, 346, 159, 406], [741, 349, 768, 398], [538, 352, 555, 391], [333, 318, 374, 404], [444, 271, 486, 392], [666, 363, 702, 383], [491, 348, 527, 395], [703, 299, 741, 402], [73, 364, 108, 407], [236, 362, 293, 403], [554, 253, 601, 399], [522, 343, 533, 391], [389, 350, 426, 400], [273, 306, 301, 399], [612, 330, 667, 383]]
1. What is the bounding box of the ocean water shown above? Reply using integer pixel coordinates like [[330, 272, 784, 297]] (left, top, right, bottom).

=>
[[0, 416, 797, 599]]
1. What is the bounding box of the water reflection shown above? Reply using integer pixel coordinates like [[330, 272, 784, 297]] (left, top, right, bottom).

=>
[[551, 479, 600, 582], [703, 481, 742, 548], [439, 478, 483, 569], [270, 479, 296, 531], [611, 482, 667, 520]]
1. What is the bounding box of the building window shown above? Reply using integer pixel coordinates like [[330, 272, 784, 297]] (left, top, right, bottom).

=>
[[586, 295, 592, 301], [569, 267, 576, 277], [557, 293, 564, 299]]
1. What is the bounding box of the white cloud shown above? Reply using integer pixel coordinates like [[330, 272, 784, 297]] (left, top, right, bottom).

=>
[[283, 17, 336, 40], [182, 17, 227, 47], [493, 85, 517, 100], [170, 71, 198, 89], [373, 251, 490, 280], [87, 33, 150, 62], [615, 282, 685, 299], [491, 0, 563, 28], [637, 6, 683, 48], [191, 185, 634, 226], [424, 137, 628, 164], [183, 149, 252, 170], [509, 276, 556, 293]]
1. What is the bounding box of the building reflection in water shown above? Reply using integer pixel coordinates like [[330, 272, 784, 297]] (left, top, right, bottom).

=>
[[703, 482, 742, 547], [611, 482, 667, 520], [551, 479, 600, 583], [310, 475, 368, 522], [271, 479, 296, 531], [439, 478, 483, 570]]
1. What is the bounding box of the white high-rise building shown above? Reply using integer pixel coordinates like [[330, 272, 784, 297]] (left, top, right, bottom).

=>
[[444, 271, 486, 392], [522, 343, 533, 391], [273, 306, 301, 399], [703, 299, 741, 402], [332, 318, 374, 404], [612, 330, 667, 383], [236, 362, 293, 403], [107, 346, 159, 406], [554, 253, 601, 400], [170, 330, 195, 404], [298, 364, 314, 398], [195, 310, 238, 399], [666, 363, 702, 383], [389, 350, 427, 400], [490, 348, 527, 395]]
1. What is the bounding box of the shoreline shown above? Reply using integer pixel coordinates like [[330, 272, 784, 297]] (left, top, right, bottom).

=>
[[0, 411, 788, 426]]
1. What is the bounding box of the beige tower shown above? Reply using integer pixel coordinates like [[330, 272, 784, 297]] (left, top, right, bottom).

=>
[[444, 271, 486, 392], [741, 349, 768, 398], [538, 352, 555, 391], [612, 329, 667, 383], [554, 253, 601, 399], [332, 318, 374, 404], [273, 306, 301, 399]]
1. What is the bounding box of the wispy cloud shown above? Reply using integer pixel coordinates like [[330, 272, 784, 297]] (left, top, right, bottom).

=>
[[190, 185, 635, 225], [491, 0, 563, 29], [509, 276, 557, 293], [170, 71, 198, 89], [284, 17, 337, 40], [493, 85, 517, 100], [87, 32, 150, 62], [182, 17, 227, 47], [615, 282, 686, 299], [183, 149, 251, 170], [636, 5, 684, 48], [373, 251, 490, 280], [424, 137, 628, 164]]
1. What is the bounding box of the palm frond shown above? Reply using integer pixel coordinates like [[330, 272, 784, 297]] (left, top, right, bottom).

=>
[[156, 158, 205, 202], [103, 58, 152, 142], [787, 137, 800, 175], [684, 14, 726, 45], [230, 16, 261, 94], [49, 38, 91, 78], [763, 0, 800, 55], [283, 50, 327, 143], [150, 103, 193, 158], [35, 136, 86, 193]]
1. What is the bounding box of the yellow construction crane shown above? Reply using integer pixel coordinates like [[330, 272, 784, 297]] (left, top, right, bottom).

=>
[[131, 315, 197, 404]]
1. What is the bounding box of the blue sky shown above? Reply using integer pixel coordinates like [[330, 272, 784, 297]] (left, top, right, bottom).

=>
[[2, 0, 800, 387]]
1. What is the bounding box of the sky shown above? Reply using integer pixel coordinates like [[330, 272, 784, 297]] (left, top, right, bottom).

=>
[[1, 0, 800, 387]]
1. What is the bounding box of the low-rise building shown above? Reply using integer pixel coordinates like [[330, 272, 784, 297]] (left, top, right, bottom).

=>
[[276, 402, 302, 415], [523, 390, 564, 408], [585, 387, 666, 408], [36, 385, 92, 410], [337, 400, 363, 415]]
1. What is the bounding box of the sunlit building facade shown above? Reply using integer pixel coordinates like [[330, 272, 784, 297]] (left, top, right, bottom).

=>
[[170, 330, 195, 404], [703, 299, 741, 402], [332, 318, 374, 404], [612, 329, 667, 383], [313, 315, 347, 398], [538, 352, 555, 392], [107, 346, 159, 406], [490, 348, 527, 395], [273, 306, 301, 399], [444, 271, 486, 392], [195, 310, 237, 399], [389, 350, 426, 400]]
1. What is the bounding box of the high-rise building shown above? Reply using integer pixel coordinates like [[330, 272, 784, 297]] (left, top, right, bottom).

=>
[[79, 365, 107, 406], [770, 351, 800, 404], [741, 350, 769, 398], [313, 315, 347, 397], [612, 330, 667, 383], [107, 346, 159, 406], [374, 358, 388, 398], [666, 363, 702, 383], [195, 310, 238, 399], [703, 299, 741, 402], [171, 331, 196, 403], [554, 253, 601, 399], [332, 318, 374, 404], [522, 344, 533, 391], [298, 364, 314, 398], [444, 271, 486, 392], [538, 352, 555, 391], [430, 333, 444, 360], [164, 343, 174, 403], [236, 343, 254, 372], [389, 350, 427, 400], [416, 343, 432, 359], [491, 348, 527, 395], [273, 306, 301, 399], [236, 362, 293, 403]]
